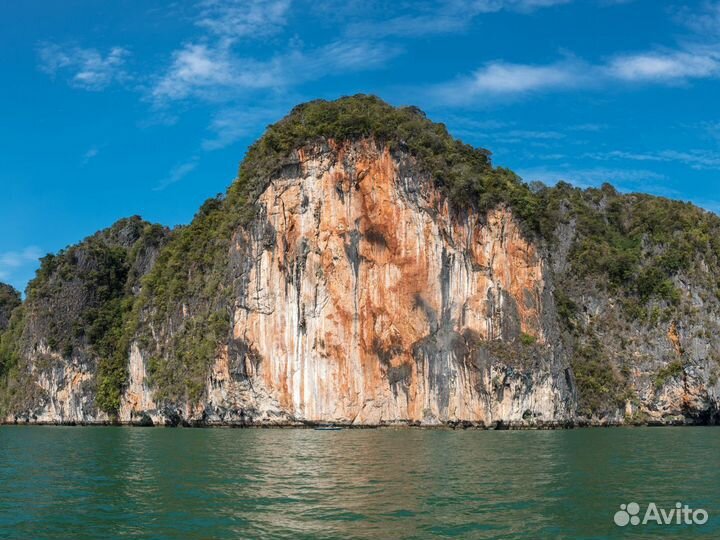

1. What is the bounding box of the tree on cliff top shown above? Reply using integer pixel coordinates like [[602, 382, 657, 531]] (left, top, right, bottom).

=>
[[0, 283, 21, 331]]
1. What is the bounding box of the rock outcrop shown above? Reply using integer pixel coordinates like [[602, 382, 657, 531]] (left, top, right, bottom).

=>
[[222, 141, 573, 425], [0, 217, 169, 423], [1, 96, 718, 427]]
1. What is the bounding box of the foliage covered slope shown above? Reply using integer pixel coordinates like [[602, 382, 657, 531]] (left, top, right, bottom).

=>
[[0, 217, 168, 417], [0, 284, 21, 332]]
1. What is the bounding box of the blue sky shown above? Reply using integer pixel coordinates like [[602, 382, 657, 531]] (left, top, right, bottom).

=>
[[2, 0, 720, 291]]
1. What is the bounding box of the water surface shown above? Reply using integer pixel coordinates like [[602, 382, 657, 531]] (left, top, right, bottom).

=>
[[0, 426, 717, 539]]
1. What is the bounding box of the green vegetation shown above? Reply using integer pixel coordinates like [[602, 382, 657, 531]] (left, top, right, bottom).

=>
[[47, 240, 137, 414], [0, 305, 29, 413], [0, 218, 167, 417], [0, 306, 23, 379], [554, 289, 579, 330], [245, 96, 540, 223], [538, 182, 720, 305], [571, 338, 631, 417], [0, 283, 21, 325], [654, 360, 685, 389]]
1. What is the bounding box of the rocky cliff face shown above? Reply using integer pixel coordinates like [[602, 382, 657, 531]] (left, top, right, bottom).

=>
[[116, 141, 574, 427], [0, 217, 169, 423], [2, 96, 719, 426], [221, 141, 574, 425]]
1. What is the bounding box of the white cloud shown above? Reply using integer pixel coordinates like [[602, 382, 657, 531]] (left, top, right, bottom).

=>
[[568, 123, 607, 132], [470, 62, 582, 93], [586, 148, 720, 170], [152, 43, 258, 102], [38, 43, 129, 90], [505, 129, 565, 139], [350, 0, 572, 38], [430, 2, 720, 104], [347, 14, 468, 38], [203, 106, 286, 150], [433, 47, 720, 103], [151, 0, 307, 103], [517, 165, 720, 215], [196, 0, 291, 40], [0, 247, 43, 282], [692, 197, 720, 215], [676, 1, 720, 36], [154, 157, 200, 191], [465, 0, 573, 13], [698, 120, 720, 141], [152, 40, 399, 104], [82, 147, 100, 165], [433, 61, 586, 103], [606, 50, 720, 82]]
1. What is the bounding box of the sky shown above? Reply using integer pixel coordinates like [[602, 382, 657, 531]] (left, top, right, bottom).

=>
[[2, 0, 720, 292]]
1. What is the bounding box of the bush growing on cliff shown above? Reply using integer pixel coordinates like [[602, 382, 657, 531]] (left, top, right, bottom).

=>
[[571, 338, 631, 417], [0, 308, 23, 378], [654, 360, 684, 389], [0, 283, 21, 322]]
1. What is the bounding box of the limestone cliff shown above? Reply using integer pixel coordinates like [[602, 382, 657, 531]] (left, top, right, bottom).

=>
[[2, 95, 719, 426], [222, 141, 573, 425], [0, 217, 169, 423]]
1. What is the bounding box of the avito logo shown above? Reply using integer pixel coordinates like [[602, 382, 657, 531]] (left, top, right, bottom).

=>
[[614, 502, 709, 527]]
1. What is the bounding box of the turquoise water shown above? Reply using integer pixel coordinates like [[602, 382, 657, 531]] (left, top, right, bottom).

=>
[[0, 427, 717, 539]]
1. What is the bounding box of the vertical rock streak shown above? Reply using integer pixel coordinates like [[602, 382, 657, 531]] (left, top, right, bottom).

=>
[[224, 141, 569, 425]]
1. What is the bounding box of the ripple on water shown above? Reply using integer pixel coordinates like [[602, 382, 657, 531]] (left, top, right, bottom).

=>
[[0, 426, 718, 539]]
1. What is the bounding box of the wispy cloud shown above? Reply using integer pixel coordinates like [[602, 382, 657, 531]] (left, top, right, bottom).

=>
[[152, 43, 255, 102], [432, 1, 720, 104], [81, 147, 100, 165], [37, 43, 130, 90], [505, 129, 565, 140], [486, 128, 567, 146], [433, 60, 589, 103], [585, 148, 720, 170], [691, 197, 720, 215], [0, 247, 43, 282], [203, 106, 287, 150], [698, 120, 720, 142], [154, 157, 200, 191], [196, 0, 291, 40], [568, 123, 607, 132], [151, 39, 399, 105], [433, 47, 720, 103], [606, 50, 720, 82], [516, 166, 666, 189], [347, 14, 468, 38], [149, 0, 402, 105], [467, 0, 574, 13], [676, 1, 720, 36], [517, 164, 720, 214], [347, 0, 572, 37]]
